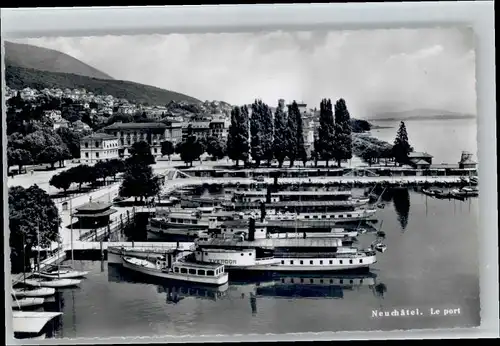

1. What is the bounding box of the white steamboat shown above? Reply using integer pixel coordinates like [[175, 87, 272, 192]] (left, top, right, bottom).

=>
[[122, 255, 228, 286], [194, 219, 384, 272]]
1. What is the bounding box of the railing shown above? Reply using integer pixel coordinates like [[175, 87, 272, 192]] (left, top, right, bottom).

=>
[[277, 252, 371, 259]]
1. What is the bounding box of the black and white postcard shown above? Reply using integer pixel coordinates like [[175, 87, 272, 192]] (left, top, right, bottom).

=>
[[2, 3, 497, 343]]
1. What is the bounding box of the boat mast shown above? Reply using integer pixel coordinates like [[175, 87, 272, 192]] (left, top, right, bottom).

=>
[[70, 197, 74, 268], [37, 222, 41, 276]]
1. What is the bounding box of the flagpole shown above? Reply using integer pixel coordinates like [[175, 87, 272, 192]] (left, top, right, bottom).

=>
[[70, 198, 74, 267]]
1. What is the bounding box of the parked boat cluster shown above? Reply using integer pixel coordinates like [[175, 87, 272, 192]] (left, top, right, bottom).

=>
[[11, 265, 89, 340], [110, 185, 388, 286]]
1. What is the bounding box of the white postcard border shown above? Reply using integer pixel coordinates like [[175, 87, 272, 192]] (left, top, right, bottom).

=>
[[2, 2, 497, 343]]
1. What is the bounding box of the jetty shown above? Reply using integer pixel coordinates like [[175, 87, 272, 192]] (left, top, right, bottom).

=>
[[12, 311, 62, 334]]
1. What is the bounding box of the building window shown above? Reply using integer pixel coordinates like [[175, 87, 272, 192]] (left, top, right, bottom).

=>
[[85, 152, 89, 158], [96, 152, 99, 158], [95, 141, 99, 148], [84, 142, 89, 148]]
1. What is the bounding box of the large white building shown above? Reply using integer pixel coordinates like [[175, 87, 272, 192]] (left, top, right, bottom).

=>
[[80, 133, 120, 163]]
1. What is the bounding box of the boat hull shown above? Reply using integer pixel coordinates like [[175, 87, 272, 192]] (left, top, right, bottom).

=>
[[23, 278, 81, 288], [12, 287, 55, 298], [12, 311, 62, 334], [122, 258, 228, 286], [12, 297, 45, 309], [36, 270, 88, 279]]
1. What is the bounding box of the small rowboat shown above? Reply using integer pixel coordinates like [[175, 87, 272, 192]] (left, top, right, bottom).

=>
[[12, 287, 55, 298], [23, 278, 81, 288], [12, 297, 45, 309], [35, 270, 89, 279]]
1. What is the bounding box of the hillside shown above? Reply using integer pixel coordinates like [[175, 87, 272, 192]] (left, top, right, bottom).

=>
[[5, 65, 201, 105], [369, 108, 476, 121], [5, 41, 114, 80]]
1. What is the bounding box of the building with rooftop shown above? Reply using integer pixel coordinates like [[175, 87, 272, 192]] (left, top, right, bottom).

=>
[[102, 122, 169, 157], [80, 133, 120, 163], [408, 152, 433, 169], [72, 201, 117, 229]]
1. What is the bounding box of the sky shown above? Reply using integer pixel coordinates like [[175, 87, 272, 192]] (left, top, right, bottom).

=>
[[14, 27, 476, 118]]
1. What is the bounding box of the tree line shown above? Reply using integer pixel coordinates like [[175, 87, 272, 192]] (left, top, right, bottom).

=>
[[226, 98, 353, 168], [49, 159, 126, 193]]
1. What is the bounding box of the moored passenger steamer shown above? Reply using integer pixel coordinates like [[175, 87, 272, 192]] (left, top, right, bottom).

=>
[[194, 219, 383, 272]]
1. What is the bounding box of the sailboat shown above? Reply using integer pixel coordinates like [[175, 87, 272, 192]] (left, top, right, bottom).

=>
[[35, 197, 89, 280], [23, 224, 82, 289]]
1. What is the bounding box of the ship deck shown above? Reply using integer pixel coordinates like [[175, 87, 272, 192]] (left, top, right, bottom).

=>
[[197, 237, 344, 249], [220, 219, 376, 229]]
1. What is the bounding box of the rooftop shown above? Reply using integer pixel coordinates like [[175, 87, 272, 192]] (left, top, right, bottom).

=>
[[75, 201, 113, 212], [408, 152, 433, 158], [81, 133, 118, 141], [410, 159, 431, 165], [104, 122, 167, 130], [197, 237, 344, 249]]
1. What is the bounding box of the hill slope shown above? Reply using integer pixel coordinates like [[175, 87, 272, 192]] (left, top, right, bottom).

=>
[[369, 109, 476, 121], [5, 65, 201, 105], [5, 41, 114, 80]]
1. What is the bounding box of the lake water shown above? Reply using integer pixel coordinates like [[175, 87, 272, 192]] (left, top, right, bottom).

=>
[[368, 118, 478, 164], [38, 188, 479, 339], [25, 119, 481, 339]]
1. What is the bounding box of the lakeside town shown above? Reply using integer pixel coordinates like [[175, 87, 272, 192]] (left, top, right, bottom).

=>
[[7, 84, 479, 339], [5, 24, 482, 338]]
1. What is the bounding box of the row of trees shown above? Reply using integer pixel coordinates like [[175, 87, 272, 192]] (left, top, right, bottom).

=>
[[225, 98, 354, 168], [49, 159, 126, 193]]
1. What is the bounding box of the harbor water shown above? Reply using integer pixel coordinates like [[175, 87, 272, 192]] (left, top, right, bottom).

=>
[[40, 189, 479, 338], [32, 118, 480, 338]]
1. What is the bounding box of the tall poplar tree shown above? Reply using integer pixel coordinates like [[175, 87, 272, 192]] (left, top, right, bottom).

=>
[[227, 106, 250, 167], [317, 98, 335, 167], [273, 99, 288, 168], [333, 98, 353, 167], [392, 121, 413, 166], [250, 100, 264, 167], [286, 101, 299, 167], [261, 101, 274, 166]]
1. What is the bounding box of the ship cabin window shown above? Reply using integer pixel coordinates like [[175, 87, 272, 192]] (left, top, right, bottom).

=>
[[207, 270, 215, 276], [349, 260, 353, 264], [359, 259, 363, 263], [174, 267, 179, 273], [248, 253, 252, 256], [281, 260, 284, 264], [290, 260, 294, 265], [300, 260, 304, 265], [300, 278, 304, 283], [188, 269, 196, 275], [310, 279, 314, 283], [180, 268, 188, 274], [322, 215, 326, 219], [360, 279, 363, 284], [241, 253, 244, 256], [350, 280, 353, 284], [313, 215, 318, 219], [204, 252, 208, 256], [339, 260, 343, 264], [319, 260, 323, 264], [305, 215, 310, 219], [347, 214, 352, 218], [329, 260, 333, 264], [340, 279, 344, 284]]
